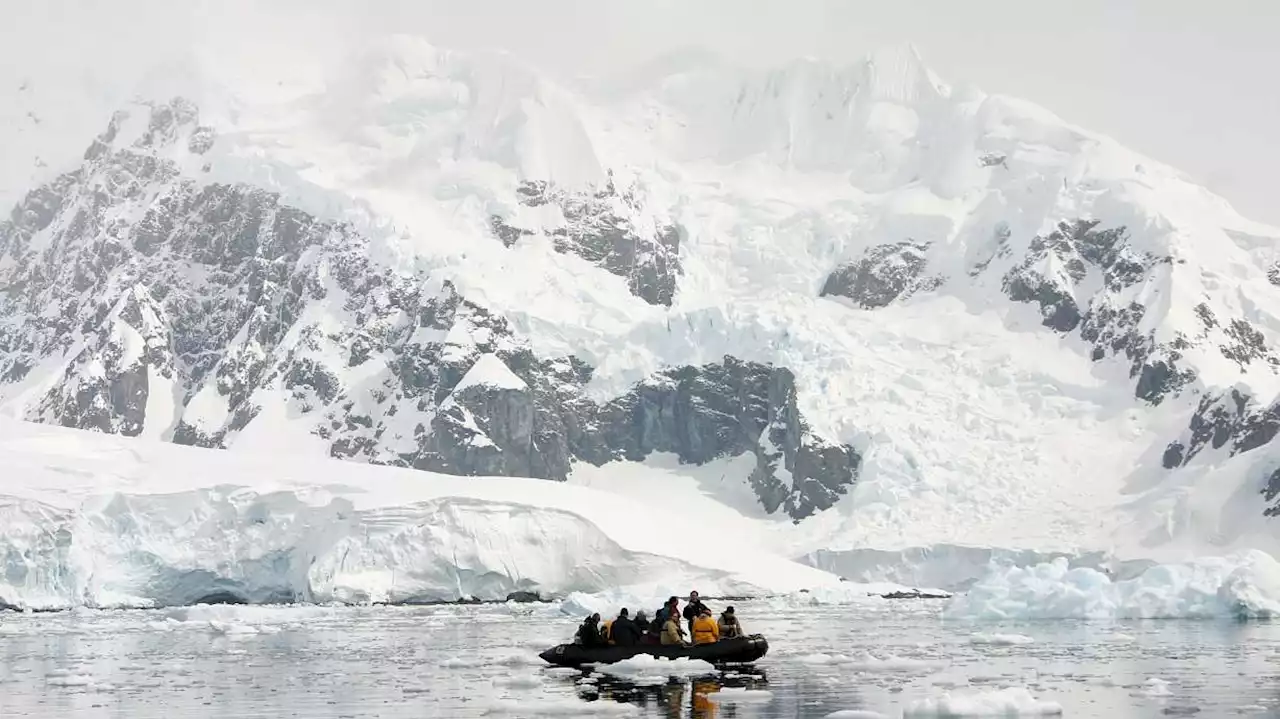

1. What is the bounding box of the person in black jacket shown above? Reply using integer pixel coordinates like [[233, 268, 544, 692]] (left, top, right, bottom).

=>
[[682, 590, 710, 633], [609, 608, 642, 646], [575, 613, 605, 647], [652, 596, 679, 632]]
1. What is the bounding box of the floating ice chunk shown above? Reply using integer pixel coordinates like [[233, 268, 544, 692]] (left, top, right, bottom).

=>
[[596, 655, 718, 679], [491, 652, 545, 667], [850, 652, 948, 673], [482, 697, 640, 715], [495, 672, 543, 689], [796, 651, 945, 673], [46, 672, 95, 688], [704, 688, 773, 703], [440, 657, 489, 669], [207, 620, 260, 636], [1134, 677, 1172, 697], [969, 632, 1034, 646], [798, 652, 853, 665], [945, 550, 1280, 620], [904, 687, 1063, 716]]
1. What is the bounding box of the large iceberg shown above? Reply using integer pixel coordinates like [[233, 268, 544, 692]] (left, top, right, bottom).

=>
[[943, 550, 1280, 620], [0, 419, 844, 610]]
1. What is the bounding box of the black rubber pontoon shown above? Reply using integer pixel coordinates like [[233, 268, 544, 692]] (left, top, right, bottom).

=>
[[538, 634, 769, 668]]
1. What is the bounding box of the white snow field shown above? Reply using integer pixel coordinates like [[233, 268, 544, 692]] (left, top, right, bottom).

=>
[[4, 32, 1280, 615], [0, 417, 854, 610]]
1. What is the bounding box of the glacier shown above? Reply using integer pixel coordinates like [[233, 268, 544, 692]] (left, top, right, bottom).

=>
[[3, 30, 1280, 610], [0, 418, 852, 610]]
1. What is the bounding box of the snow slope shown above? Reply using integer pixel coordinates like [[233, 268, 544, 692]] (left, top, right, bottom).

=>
[[3, 33, 1280, 589], [0, 417, 850, 610]]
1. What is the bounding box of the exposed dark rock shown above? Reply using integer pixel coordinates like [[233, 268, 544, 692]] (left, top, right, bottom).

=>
[[820, 240, 941, 309], [877, 590, 952, 600], [1221, 319, 1280, 371], [979, 153, 1007, 168], [505, 590, 544, 603], [1268, 263, 1280, 287], [1002, 220, 1130, 333], [489, 176, 682, 306], [1263, 468, 1280, 517], [1134, 358, 1197, 405], [418, 378, 539, 477], [992, 219, 1277, 405], [1164, 389, 1280, 470], [578, 356, 860, 519]]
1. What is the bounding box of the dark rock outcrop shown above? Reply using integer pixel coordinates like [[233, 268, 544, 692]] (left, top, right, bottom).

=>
[[1003, 219, 1139, 333], [821, 240, 941, 309], [996, 219, 1276, 405], [1263, 468, 1280, 517], [489, 176, 682, 306], [582, 357, 860, 518], [1162, 388, 1280, 468]]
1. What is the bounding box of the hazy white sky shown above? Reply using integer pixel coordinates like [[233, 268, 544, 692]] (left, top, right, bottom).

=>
[[7, 0, 1280, 224]]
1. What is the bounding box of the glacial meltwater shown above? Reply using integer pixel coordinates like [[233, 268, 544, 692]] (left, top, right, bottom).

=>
[[2, 598, 1278, 718]]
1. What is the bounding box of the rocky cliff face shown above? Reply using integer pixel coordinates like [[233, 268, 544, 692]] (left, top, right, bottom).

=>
[[820, 217, 1279, 408], [0, 99, 857, 520], [820, 240, 941, 309], [1162, 389, 1280, 469], [490, 178, 682, 307], [982, 219, 1275, 405]]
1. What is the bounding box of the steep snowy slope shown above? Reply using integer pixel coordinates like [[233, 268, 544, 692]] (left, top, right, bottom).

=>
[[2, 36, 1280, 572]]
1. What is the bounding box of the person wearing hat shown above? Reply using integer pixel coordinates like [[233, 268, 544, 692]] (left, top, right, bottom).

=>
[[718, 606, 744, 639]]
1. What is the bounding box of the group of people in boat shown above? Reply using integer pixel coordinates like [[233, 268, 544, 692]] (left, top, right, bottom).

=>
[[572, 590, 745, 648]]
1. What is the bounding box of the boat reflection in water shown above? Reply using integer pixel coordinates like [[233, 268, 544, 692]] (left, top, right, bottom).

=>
[[557, 666, 770, 718]]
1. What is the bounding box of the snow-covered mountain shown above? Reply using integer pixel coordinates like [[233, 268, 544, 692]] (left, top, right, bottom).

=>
[[4, 36, 1280, 575]]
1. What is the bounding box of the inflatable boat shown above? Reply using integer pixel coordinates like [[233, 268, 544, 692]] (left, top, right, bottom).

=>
[[538, 634, 769, 668]]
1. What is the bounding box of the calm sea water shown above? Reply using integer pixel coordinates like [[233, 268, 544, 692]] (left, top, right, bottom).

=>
[[2, 598, 1279, 717]]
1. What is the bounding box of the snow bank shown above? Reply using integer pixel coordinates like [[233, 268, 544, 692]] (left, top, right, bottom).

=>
[[968, 632, 1034, 646], [595, 655, 717, 680], [904, 687, 1062, 716], [0, 419, 846, 610], [945, 550, 1280, 620]]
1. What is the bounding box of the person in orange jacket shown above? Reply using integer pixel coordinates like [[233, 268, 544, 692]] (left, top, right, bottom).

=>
[[690, 607, 720, 645]]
